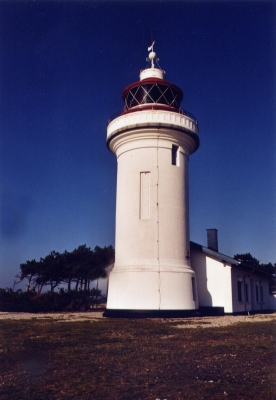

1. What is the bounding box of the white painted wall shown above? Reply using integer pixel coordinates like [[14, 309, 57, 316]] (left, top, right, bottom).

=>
[[190, 249, 212, 307], [106, 110, 199, 311], [191, 249, 233, 313], [205, 257, 233, 313], [191, 247, 271, 314]]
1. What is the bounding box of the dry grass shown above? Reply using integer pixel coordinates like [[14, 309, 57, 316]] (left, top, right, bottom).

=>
[[0, 313, 275, 399]]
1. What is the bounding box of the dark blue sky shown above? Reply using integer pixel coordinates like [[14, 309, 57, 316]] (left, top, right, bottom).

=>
[[1, 1, 275, 288]]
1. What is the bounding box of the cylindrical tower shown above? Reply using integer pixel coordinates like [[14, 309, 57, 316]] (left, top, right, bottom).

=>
[[104, 44, 199, 317]]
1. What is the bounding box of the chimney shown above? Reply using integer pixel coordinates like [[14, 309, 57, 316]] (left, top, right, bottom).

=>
[[207, 229, 218, 252]]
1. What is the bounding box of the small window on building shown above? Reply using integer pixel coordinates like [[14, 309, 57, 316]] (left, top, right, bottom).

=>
[[260, 286, 263, 303], [245, 283, 249, 302], [172, 145, 179, 166], [255, 285, 259, 302], [237, 280, 243, 302], [191, 277, 197, 302]]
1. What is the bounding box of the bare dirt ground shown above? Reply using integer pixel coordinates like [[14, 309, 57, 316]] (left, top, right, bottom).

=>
[[0, 311, 104, 322], [0, 310, 275, 327], [0, 311, 275, 398]]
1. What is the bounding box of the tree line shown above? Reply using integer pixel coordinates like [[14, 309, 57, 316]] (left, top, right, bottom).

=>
[[1, 248, 275, 313], [16, 244, 115, 294], [234, 253, 276, 289], [13, 249, 276, 293]]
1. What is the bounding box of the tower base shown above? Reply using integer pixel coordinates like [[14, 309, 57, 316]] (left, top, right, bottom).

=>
[[106, 268, 198, 311], [103, 309, 200, 318]]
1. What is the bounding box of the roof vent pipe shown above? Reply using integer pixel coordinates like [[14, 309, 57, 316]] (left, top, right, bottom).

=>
[[207, 229, 218, 252]]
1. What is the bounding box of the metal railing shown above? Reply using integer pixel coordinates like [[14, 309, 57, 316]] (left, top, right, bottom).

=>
[[108, 107, 198, 126]]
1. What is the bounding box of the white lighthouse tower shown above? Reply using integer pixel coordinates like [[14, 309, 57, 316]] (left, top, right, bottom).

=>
[[104, 43, 199, 317]]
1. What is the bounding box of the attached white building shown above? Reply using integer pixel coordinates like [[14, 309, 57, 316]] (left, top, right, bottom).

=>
[[190, 230, 272, 315]]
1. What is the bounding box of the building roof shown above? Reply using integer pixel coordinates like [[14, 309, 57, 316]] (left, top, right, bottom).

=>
[[190, 241, 272, 278]]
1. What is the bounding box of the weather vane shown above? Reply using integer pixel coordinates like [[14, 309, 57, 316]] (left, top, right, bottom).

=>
[[147, 41, 159, 68]]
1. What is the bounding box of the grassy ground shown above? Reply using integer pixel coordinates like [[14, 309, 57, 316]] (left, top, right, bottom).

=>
[[0, 316, 275, 399]]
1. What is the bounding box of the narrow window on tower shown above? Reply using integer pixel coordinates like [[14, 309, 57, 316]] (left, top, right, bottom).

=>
[[172, 145, 179, 166], [140, 172, 150, 219]]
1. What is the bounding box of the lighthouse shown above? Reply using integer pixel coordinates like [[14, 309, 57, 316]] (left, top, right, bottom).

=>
[[104, 43, 199, 317]]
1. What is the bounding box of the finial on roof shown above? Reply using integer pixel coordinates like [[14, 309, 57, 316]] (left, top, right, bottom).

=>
[[140, 41, 165, 81], [147, 41, 157, 68]]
